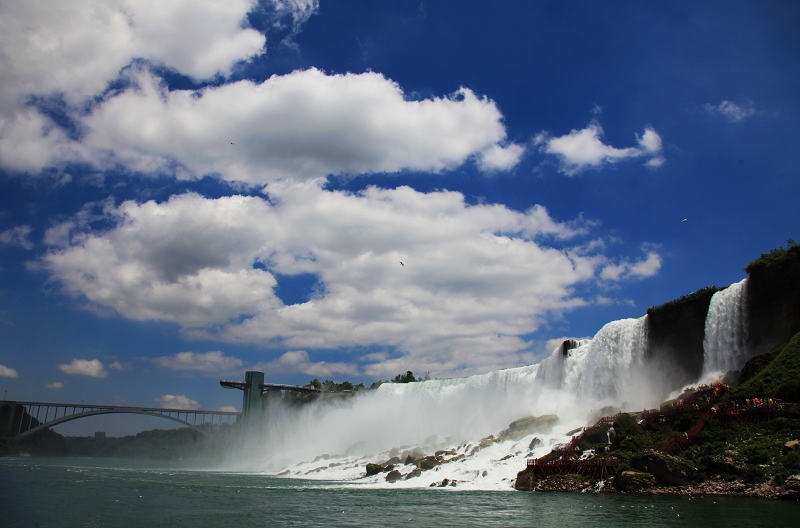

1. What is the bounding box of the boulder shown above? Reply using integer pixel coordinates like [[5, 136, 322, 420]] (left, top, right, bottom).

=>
[[631, 452, 694, 486], [613, 470, 657, 492], [514, 468, 536, 491], [385, 470, 402, 483], [404, 468, 422, 480], [365, 463, 383, 477], [419, 456, 441, 470], [498, 415, 559, 442]]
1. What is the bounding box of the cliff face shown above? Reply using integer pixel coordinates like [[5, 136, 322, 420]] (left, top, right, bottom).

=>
[[645, 288, 719, 389], [644, 251, 800, 386], [746, 258, 800, 359]]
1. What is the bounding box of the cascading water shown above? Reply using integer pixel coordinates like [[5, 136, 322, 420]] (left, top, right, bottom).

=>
[[560, 316, 649, 403], [703, 278, 749, 375], [231, 315, 664, 490]]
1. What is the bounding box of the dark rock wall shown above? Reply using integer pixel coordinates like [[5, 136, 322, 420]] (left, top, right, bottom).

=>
[[643, 254, 800, 388], [746, 258, 800, 359], [645, 288, 718, 390]]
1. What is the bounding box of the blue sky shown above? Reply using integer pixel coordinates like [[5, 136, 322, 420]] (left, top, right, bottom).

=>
[[1, 1, 798, 432]]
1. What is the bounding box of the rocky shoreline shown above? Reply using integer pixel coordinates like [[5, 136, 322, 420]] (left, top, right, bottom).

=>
[[521, 473, 800, 500]]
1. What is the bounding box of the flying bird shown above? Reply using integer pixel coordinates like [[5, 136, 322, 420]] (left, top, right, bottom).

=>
[[682, 219, 688, 223], [399, 261, 404, 267]]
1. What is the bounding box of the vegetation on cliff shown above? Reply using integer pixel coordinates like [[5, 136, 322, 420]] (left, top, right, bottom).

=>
[[519, 332, 800, 496], [646, 285, 722, 317], [744, 239, 800, 274], [728, 332, 800, 403]]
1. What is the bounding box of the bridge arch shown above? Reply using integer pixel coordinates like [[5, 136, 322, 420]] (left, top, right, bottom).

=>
[[20, 409, 217, 439], [5, 402, 241, 439]]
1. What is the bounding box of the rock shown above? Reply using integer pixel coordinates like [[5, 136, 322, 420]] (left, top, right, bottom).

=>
[[385, 470, 402, 483], [498, 415, 559, 441], [705, 455, 745, 476], [419, 456, 440, 470], [365, 463, 383, 476], [404, 468, 422, 480], [514, 468, 536, 491], [783, 440, 800, 453], [404, 454, 423, 466], [528, 437, 542, 450], [613, 471, 657, 492], [784, 474, 800, 493], [386, 456, 401, 465], [631, 452, 694, 486]]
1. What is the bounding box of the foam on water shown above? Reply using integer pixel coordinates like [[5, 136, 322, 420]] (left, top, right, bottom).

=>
[[224, 316, 666, 490]]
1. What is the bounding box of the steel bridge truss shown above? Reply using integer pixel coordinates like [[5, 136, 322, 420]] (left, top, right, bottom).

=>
[[4, 401, 241, 439]]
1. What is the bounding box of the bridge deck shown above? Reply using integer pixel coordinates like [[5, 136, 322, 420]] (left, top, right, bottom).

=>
[[1, 400, 241, 438]]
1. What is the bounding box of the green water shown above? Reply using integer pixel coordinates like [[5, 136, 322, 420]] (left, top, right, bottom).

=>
[[1, 457, 796, 527]]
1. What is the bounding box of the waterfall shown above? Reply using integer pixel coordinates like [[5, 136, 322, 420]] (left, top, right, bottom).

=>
[[560, 316, 649, 403], [236, 315, 664, 489], [703, 278, 749, 374]]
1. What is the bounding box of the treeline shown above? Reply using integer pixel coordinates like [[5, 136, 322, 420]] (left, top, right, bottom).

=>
[[744, 238, 800, 273], [279, 371, 427, 404], [1, 423, 240, 460]]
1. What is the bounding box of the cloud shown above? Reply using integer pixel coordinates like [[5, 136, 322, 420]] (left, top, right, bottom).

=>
[[108, 361, 131, 371], [478, 143, 526, 172], [78, 67, 520, 183], [0, 225, 34, 250], [57, 359, 108, 378], [40, 181, 660, 375], [45, 382, 64, 389], [539, 122, 664, 175], [0, 2, 519, 182], [600, 251, 662, 281], [0, 0, 264, 174], [705, 101, 757, 122], [219, 405, 238, 413], [153, 351, 243, 375], [0, 0, 264, 106], [155, 394, 200, 410], [271, 0, 320, 42], [257, 350, 360, 378], [0, 365, 19, 378]]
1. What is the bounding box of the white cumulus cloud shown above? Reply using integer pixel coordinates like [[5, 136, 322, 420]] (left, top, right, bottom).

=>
[[40, 181, 660, 376], [256, 350, 360, 378], [80, 67, 521, 183], [153, 351, 244, 374], [0, 365, 19, 378], [155, 394, 200, 410], [540, 122, 664, 175], [45, 382, 64, 389], [57, 358, 108, 378]]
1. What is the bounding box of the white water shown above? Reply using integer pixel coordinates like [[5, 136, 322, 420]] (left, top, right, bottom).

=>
[[703, 278, 749, 376], [227, 316, 666, 490]]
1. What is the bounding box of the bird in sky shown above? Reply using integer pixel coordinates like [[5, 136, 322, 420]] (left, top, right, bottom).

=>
[[400, 261, 404, 266], [682, 219, 688, 223]]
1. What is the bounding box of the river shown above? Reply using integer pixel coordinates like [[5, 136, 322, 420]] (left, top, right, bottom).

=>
[[1, 456, 796, 527]]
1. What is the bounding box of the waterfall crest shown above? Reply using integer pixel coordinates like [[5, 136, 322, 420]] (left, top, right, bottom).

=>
[[703, 278, 749, 374], [560, 316, 649, 402], [237, 314, 665, 490]]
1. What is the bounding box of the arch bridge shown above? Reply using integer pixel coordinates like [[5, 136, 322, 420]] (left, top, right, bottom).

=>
[[1, 401, 240, 439]]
